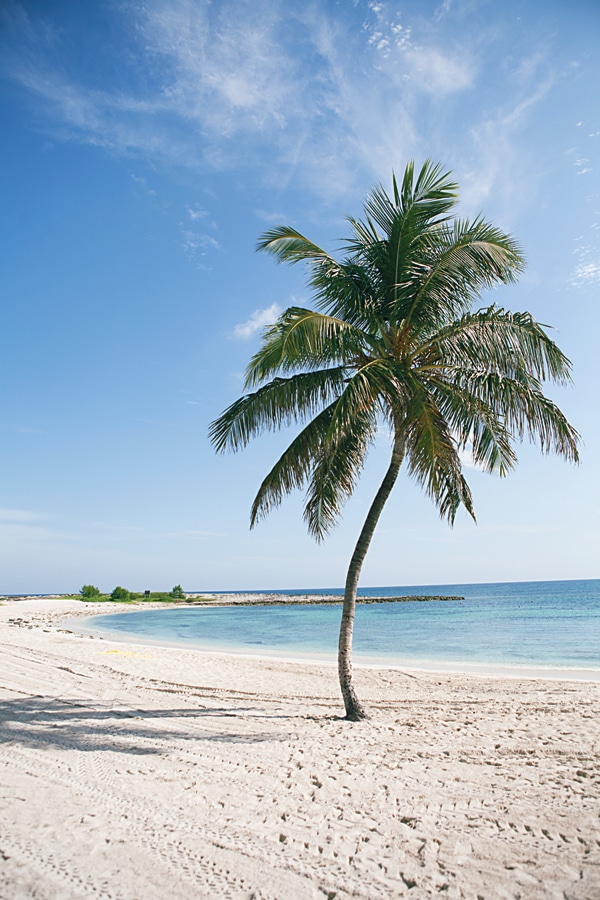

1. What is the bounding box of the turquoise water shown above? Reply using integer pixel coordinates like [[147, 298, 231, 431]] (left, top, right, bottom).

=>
[[86, 579, 600, 671]]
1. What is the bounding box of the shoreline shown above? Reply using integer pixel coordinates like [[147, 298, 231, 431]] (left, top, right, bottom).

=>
[[73, 615, 600, 683], [1, 597, 599, 898], [63, 594, 600, 683], [3, 591, 466, 604]]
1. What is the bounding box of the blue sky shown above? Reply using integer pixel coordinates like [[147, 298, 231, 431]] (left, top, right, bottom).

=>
[[1, 0, 598, 594]]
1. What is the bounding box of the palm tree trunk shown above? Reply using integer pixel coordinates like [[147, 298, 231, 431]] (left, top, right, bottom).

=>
[[338, 436, 404, 721]]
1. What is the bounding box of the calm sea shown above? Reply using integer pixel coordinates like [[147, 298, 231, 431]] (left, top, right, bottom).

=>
[[84, 579, 600, 674]]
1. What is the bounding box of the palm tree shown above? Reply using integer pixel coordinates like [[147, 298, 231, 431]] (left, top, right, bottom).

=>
[[210, 161, 579, 721]]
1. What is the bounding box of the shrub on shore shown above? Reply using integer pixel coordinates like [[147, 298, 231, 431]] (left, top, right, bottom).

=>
[[73, 584, 192, 603]]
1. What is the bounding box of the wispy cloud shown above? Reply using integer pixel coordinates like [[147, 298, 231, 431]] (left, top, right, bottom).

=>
[[180, 227, 221, 264], [403, 45, 474, 95], [187, 206, 208, 221], [460, 73, 555, 216], [574, 157, 592, 176], [364, 4, 474, 95], [0, 0, 568, 209], [91, 522, 145, 532], [435, 0, 453, 21], [233, 303, 281, 339], [161, 529, 226, 539], [0, 508, 47, 523], [365, 2, 475, 95], [130, 173, 156, 196], [571, 259, 600, 288], [254, 208, 293, 224], [571, 227, 600, 287], [0, 509, 80, 550]]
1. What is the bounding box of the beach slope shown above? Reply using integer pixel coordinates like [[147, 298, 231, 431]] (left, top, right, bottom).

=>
[[1, 598, 599, 899]]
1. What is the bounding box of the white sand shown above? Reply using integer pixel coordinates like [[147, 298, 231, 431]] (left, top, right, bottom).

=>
[[1, 598, 599, 899]]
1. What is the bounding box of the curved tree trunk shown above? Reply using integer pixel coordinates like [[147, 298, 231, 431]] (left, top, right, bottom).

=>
[[338, 436, 405, 721]]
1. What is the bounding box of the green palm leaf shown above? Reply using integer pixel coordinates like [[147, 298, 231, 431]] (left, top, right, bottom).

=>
[[304, 404, 378, 539], [209, 367, 346, 453], [250, 403, 336, 528], [244, 308, 369, 386]]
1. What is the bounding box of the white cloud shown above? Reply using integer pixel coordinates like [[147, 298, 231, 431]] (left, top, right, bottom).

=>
[[435, 0, 453, 20], [0, 0, 569, 211], [180, 228, 221, 259], [187, 206, 208, 220], [233, 303, 281, 339], [571, 230, 600, 287], [403, 46, 474, 95], [365, 2, 474, 94], [254, 209, 292, 224], [461, 76, 554, 215], [130, 173, 156, 196], [570, 260, 600, 288], [0, 0, 451, 196], [574, 158, 592, 176]]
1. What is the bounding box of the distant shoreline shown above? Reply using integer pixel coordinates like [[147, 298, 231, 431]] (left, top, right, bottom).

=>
[[2, 592, 464, 606], [193, 594, 465, 605]]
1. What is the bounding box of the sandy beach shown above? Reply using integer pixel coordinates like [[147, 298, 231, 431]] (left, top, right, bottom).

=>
[[1, 598, 599, 899]]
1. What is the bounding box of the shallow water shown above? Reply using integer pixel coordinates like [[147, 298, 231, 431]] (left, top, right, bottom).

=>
[[87, 579, 600, 672]]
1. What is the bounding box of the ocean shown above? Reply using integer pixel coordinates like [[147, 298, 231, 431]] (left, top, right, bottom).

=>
[[84, 578, 600, 675]]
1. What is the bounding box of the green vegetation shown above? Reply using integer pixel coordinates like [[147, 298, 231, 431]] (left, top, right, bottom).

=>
[[210, 160, 580, 721], [75, 584, 194, 602]]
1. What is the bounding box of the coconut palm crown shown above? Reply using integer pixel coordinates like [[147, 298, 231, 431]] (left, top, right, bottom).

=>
[[209, 161, 579, 721]]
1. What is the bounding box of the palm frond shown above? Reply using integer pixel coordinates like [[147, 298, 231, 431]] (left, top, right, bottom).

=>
[[398, 218, 525, 331], [324, 357, 412, 447], [244, 308, 369, 387], [250, 403, 336, 527], [429, 378, 518, 476], [418, 307, 573, 385], [403, 378, 476, 523], [303, 406, 378, 539], [456, 372, 580, 462], [257, 227, 387, 333], [209, 367, 346, 453], [256, 227, 333, 265], [309, 256, 387, 332], [362, 160, 458, 238], [300, 357, 412, 538], [343, 162, 460, 319]]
